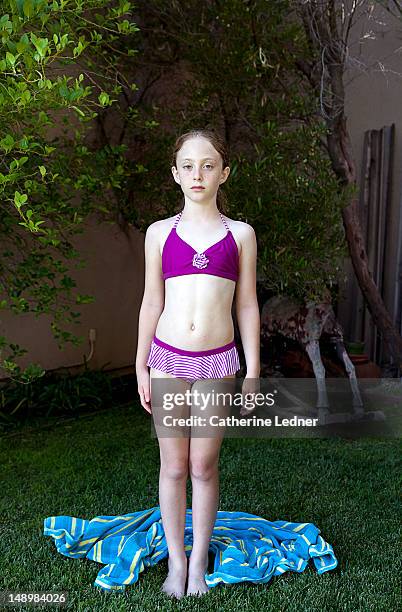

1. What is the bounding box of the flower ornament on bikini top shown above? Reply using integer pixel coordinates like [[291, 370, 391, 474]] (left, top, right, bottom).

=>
[[192, 252, 209, 269]]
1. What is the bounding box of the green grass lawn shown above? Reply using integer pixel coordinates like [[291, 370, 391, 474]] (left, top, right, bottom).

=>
[[0, 403, 400, 612]]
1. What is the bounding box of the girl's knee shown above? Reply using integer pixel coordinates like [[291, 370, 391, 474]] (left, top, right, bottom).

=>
[[160, 458, 189, 480], [189, 456, 219, 481]]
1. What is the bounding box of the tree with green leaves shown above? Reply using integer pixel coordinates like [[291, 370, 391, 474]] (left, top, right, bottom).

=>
[[125, 1, 351, 299], [0, 0, 141, 382]]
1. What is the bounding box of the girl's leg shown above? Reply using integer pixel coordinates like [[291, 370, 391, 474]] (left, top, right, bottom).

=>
[[150, 368, 191, 599], [187, 375, 235, 596]]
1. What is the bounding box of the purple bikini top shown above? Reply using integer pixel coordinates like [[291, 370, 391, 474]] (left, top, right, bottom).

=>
[[162, 210, 239, 282]]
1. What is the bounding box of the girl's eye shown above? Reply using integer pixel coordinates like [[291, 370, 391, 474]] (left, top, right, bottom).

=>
[[183, 164, 214, 169]]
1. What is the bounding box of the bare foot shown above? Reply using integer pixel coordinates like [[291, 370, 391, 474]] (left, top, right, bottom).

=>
[[161, 556, 188, 599], [186, 557, 210, 597]]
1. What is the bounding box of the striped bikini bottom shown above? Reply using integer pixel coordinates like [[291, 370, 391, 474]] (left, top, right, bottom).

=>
[[146, 335, 240, 384]]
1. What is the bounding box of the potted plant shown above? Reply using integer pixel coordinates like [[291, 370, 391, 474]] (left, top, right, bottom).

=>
[[345, 341, 381, 377]]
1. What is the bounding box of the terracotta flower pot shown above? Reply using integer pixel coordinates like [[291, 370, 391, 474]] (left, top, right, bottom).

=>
[[350, 353, 381, 378]]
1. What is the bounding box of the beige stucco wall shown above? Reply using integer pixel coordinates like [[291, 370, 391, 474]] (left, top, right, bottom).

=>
[[0, 215, 145, 379]]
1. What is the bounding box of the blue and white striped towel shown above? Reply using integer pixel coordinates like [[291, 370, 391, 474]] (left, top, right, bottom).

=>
[[43, 506, 338, 592]]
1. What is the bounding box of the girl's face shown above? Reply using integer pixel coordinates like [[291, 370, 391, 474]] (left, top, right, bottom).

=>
[[172, 136, 230, 200]]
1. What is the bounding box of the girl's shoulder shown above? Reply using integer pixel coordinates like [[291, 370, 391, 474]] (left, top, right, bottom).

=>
[[145, 214, 179, 255], [222, 216, 256, 258], [146, 214, 177, 235], [223, 215, 256, 237]]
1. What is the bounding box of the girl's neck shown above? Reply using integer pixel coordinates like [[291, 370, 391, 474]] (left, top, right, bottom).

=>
[[181, 200, 221, 223]]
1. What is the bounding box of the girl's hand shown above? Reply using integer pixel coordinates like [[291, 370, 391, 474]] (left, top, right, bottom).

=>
[[240, 377, 260, 417], [137, 367, 152, 414]]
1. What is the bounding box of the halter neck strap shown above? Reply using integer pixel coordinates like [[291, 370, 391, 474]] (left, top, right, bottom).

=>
[[219, 212, 230, 231], [173, 211, 183, 229]]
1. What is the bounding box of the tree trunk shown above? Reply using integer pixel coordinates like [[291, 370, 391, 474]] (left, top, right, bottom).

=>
[[342, 195, 402, 366]]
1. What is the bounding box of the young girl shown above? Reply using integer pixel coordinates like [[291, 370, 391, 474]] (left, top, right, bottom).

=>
[[135, 129, 260, 598]]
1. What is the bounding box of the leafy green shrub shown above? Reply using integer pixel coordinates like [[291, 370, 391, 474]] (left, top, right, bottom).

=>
[[0, 0, 141, 381], [0, 365, 114, 432]]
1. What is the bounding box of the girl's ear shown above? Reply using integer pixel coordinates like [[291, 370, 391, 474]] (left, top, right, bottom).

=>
[[171, 166, 180, 183], [220, 166, 230, 183]]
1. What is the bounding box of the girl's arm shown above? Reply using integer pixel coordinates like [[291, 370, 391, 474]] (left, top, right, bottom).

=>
[[234, 224, 260, 378], [135, 222, 165, 374]]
